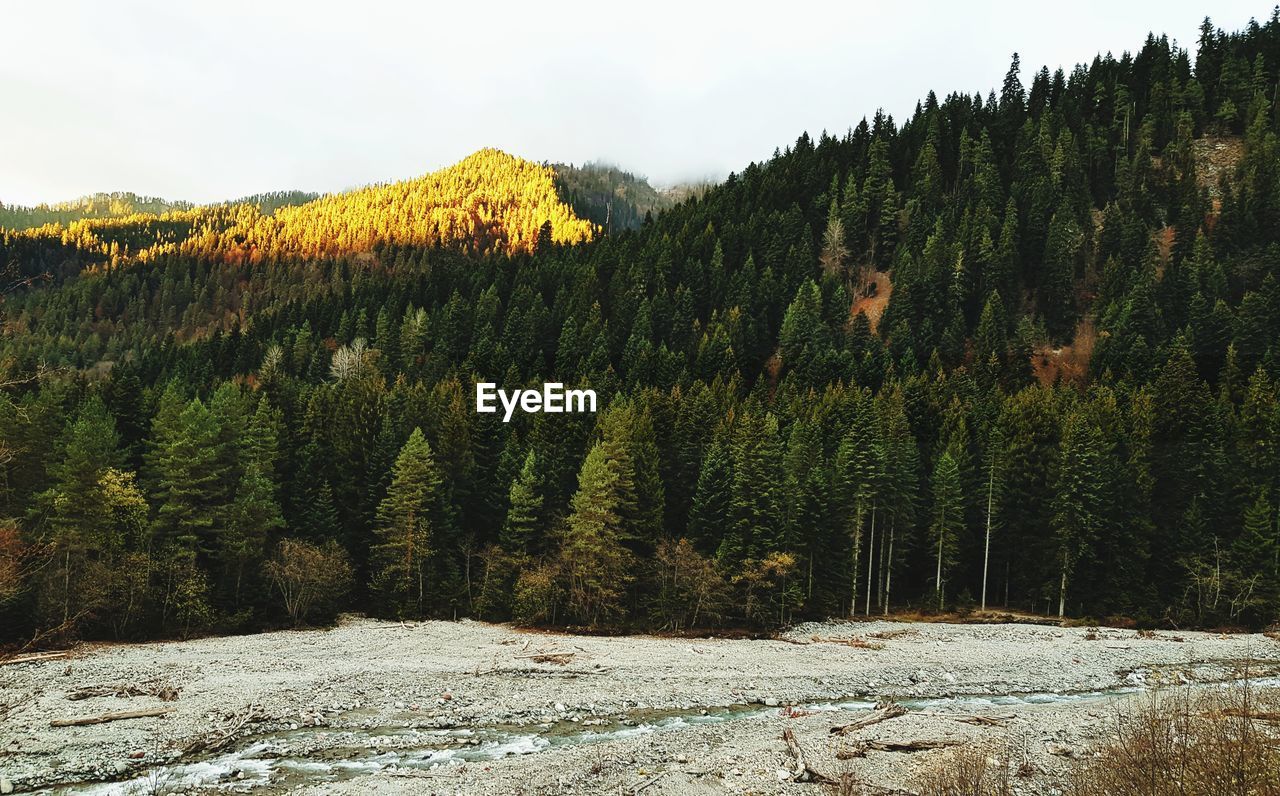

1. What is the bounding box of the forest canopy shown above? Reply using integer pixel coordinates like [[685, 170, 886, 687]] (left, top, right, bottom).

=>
[[1, 15, 1278, 643]]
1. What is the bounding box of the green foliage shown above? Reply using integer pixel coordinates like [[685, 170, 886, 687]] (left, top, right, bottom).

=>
[[560, 442, 634, 626], [370, 428, 442, 617], [5, 15, 1280, 640]]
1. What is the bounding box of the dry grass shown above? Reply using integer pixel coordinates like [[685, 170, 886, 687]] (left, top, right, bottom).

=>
[[894, 676, 1280, 796], [910, 742, 1018, 796], [1070, 678, 1280, 796]]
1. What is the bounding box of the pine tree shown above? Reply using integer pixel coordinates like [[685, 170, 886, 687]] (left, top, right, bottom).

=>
[[289, 439, 341, 543], [980, 423, 1004, 611], [1041, 199, 1081, 340], [151, 399, 227, 557], [1052, 409, 1105, 617], [370, 428, 442, 617], [32, 397, 122, 631], [501, 450, 543, 555], [726, 412, 783, 563], [974, 291, 1008, 387], [877, 384, 920, 614], [561, 442, 634, 625], [781, 419, 828, 595], [222, 463, 284, 608], [1242, 490, 1278, 576], [689, 429, 733, 555], [242, 396, 283, 478], [629, 405, 666, 548]]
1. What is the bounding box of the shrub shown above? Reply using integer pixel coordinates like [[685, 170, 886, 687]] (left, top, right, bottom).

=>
[[262, 538, 352, 626]]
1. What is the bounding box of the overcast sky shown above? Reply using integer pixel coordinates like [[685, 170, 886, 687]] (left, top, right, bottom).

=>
[[1, 1, 1267, 206]]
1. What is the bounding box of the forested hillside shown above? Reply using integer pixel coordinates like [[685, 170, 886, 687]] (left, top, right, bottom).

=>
[[0, 192, 194, 232], [553, 162, 705, 233], [1, 16, 1278, 643]]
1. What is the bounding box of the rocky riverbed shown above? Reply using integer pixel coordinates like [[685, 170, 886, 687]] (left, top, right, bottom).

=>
[[2, 617, 1277, 794]]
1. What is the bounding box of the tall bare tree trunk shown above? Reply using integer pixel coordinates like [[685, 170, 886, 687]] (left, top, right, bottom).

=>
[[850, 507, 864, 617], [981, 463, 994, 612], [864, 507, 875, 616], [883, 517, 894, 616], [1058, 553, 1068, 618], [935, 527, 944, 612]]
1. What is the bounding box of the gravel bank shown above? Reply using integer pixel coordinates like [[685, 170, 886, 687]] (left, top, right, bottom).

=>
[[2, 617, 1276, 794]]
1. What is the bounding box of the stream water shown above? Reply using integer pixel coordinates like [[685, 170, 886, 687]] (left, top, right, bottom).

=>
[[52, 667, 1280, 795], [56, 685, 1160, 795]]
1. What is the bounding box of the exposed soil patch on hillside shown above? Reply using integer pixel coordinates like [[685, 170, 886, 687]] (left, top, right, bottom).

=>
[[850, 270, 892, 333], [1192, 135, 1245, 196]]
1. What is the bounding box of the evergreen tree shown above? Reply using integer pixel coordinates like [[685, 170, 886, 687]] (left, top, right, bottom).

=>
[[560, 442, 634, 625], [151, 399, 227, 557], [1052, 409, 1105, 617], [501, 450, 543, 555], [370, 428, 442, 617], [222, 463, 284, 609], [725, 412, 783, 564], [688, 429, 733, 555]]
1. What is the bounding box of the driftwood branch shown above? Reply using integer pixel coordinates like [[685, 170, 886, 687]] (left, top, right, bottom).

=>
[[181, 705, 265, 755], [831, 703, 908, 735], [913, 711, 1013, 727], [367, 622, 417, 631], [514, 651, 575, 664], [50, 707, 173, 727], [66, 679, 180, 702], [1, 650, 69, 666], [782, 727, 837, 784], [839, 738, 962, 758]]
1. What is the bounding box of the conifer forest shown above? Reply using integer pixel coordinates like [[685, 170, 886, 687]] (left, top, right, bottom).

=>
[[4, 16, 1280, 645]]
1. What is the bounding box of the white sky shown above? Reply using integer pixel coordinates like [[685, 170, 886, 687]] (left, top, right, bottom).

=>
[[0, 1, 1267, 206]]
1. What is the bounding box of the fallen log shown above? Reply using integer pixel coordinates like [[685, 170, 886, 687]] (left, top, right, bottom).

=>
[[367, 622, 417, 631], [2, 651, 69, 666], [811, 636, 885, 650], [514, 652, 575, 664], [949, 714, 1010, 727], [912, 710, 1013, 727], [181, 705, 265, 755], [839, 738, 962, 758], [782, 727, 837, 784], [50, 707, 173, 727], [831, 703, 908, 735], [66, 682, 180, 702]]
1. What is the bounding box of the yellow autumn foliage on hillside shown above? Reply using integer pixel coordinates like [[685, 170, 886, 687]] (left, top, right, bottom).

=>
[[214, 149, 595, 261], [7, 149, 596, 267]]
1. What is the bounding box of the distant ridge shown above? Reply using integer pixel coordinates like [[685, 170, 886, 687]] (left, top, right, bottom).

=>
[[1, 149, 598, 265]]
